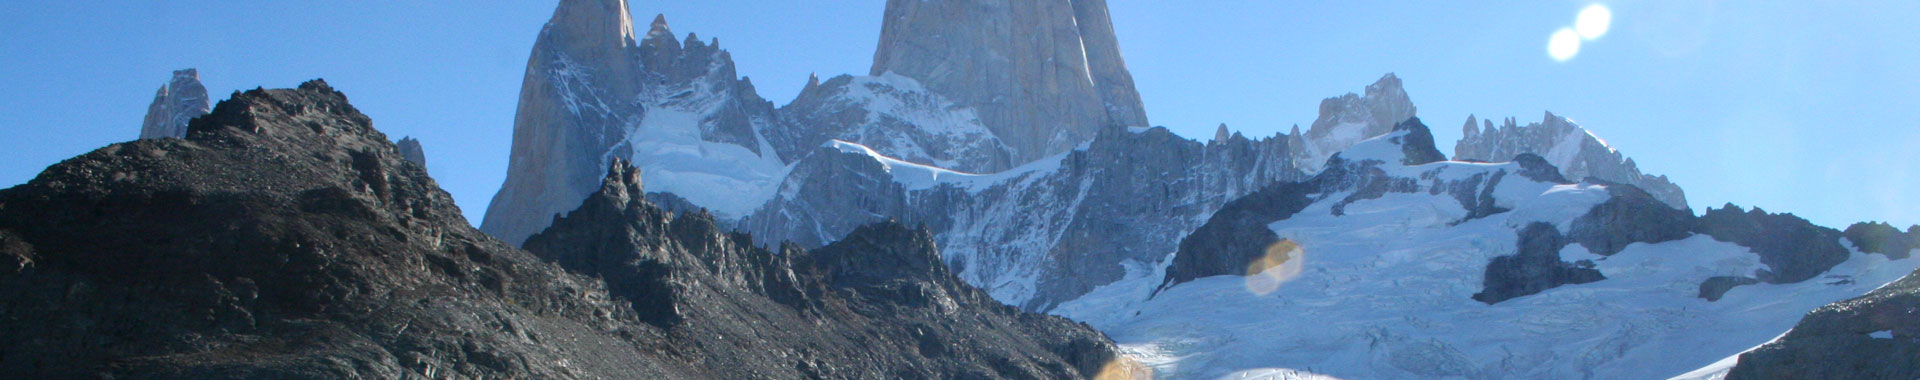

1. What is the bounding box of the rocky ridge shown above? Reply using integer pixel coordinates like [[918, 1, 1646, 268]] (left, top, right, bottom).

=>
[[1455, 112, 1689, 210], [0, 80, 1135, 379], [138, 68, 210, 140]]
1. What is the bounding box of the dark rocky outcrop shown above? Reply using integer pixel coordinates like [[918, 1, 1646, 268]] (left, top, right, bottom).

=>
[[1154, 181, 1315, 293], [525, 159, 1129, 379], [396, 136, 427, 170], [1699, 276, 1761, 302], [0, 81, 1134, 379], [1844, 222, 1915, 260], [1568, 182, 1696, 256], [1725, 268, 1920, 379], [1472, 223, 1607, 304], [1391, 117, 1447, 166], [1695, 204, 1850, 284], [138, 68, 211, 140]]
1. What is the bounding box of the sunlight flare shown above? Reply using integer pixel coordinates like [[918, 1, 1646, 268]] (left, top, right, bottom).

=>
[[1244, 239, 1306, 295], [1549, 27, 1583, 62], [1577, 4, 1614, 40]]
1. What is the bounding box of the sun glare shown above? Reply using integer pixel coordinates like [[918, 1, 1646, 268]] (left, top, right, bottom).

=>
[[1244, 240, 1305, 295], [1576, 4, 1614, 40], [1548, 28, 1583, 62]]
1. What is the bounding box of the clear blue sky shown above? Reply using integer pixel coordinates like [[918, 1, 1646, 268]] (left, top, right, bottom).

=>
[[2, 1, 1914, 229]]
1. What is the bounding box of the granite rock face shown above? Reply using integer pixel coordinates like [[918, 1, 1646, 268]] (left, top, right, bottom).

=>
[[1297, 74, 1418, 170], [0, 80, 1135, 379], [1455, 112, 1689, 210], [396, 136, 427, 170], [482, 0, 785, 245], [869, 0, 1150, 166], [138, 68, 210, 140]]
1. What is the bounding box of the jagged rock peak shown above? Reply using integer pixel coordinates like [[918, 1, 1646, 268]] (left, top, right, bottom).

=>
[[600, 157, 643, 201], [1463, 114, 1480, 138], [1305, 73, 1416, 141], [548, 0, 637, 50], [1214, 123, 1231, 143], [138, 68, 210, 140], [396, 136, 427, 170], [483, 0, 774, 246], [1296, 73, 1419, 170], [642, 13, 682, 52], [869, 0, 1150, 165], [1454, 110, 1690, 210]]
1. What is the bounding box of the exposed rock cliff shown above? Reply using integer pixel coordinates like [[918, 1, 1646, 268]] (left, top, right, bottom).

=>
[[869, 0, 1150, 166], [482, 0, 785, 245], [138, 68, 210, 139]]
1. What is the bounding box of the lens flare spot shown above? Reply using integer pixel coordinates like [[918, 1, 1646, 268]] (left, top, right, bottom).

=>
[[1548, 27, 1582, 62], [1576, 4, 1613, 40], [1244, 239, 1305, 296], [1093, 357, 1154, 380]]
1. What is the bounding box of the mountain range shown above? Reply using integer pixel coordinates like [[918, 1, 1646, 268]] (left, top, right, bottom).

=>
[[477, 0, 1920, 378], [8, 0, 1918, 378]]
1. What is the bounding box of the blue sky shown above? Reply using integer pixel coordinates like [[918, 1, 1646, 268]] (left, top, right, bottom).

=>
[[1, 1, 1914, 229]]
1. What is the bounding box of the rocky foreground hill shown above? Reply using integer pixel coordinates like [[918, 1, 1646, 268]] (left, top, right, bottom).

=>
[[0, 81, 1138, 379]]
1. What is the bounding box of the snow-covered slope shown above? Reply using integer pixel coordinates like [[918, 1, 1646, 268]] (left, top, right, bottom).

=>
[[773, 73, 1014, 173], [1055, 120, 1918, 380], [1679, 225, 1920, 379]]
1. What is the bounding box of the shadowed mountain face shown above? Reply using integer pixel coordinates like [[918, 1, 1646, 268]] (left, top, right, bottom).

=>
[[0, 81, 1136, 379]]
